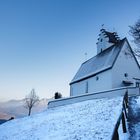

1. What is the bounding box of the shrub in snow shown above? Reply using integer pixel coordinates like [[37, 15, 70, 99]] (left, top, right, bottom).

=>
[[54, 92, 62, 99]]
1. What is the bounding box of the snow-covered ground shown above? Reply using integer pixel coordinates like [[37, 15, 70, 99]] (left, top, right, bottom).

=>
[[128, 96, 140, 140], [0, 97, 124, 140]]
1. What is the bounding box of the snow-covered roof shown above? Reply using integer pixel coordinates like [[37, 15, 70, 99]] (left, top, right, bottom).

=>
[[0, 97, 123, 140], [70, 38, 125, 84]]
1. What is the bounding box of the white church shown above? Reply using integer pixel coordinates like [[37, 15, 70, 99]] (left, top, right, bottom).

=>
[[70, 29, 140, 96]]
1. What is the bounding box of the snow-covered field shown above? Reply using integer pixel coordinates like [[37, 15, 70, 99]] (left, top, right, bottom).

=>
[[0, 97, 123, 140]]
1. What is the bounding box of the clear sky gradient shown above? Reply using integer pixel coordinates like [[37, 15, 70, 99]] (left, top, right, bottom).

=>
[[0, 0, 140, 101]]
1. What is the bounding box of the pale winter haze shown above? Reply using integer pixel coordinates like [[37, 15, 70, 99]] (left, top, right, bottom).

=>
[[0, 0, 140, 101]]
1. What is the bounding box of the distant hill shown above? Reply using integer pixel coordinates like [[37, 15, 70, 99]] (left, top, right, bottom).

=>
[[0, 98, 49, 119], [0, 112, 13, 120]]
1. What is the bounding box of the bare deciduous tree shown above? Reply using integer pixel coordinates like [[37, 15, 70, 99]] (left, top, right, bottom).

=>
[[129, 18, 140, 57], [24, 89, 39, 116]]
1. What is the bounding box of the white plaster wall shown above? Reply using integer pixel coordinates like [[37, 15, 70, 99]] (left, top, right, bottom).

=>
[[49, 87, 140, 108], [70, 80, 87, 96], [112, 41, 140, 88], [71, 69, 112, 96], [88, 70, 112, 93]]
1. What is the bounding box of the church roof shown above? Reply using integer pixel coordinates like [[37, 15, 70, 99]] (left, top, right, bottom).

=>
[[70, 38, 126, 85]]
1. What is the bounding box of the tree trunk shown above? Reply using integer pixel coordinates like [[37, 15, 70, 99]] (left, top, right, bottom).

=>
[[28, 108, 32, 116]]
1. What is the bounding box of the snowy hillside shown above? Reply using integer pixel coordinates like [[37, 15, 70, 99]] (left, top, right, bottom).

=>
[[0, 97, 123, 140]]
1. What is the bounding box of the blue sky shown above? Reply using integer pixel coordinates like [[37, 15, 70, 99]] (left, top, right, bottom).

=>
[[0, 0, 140, 101]]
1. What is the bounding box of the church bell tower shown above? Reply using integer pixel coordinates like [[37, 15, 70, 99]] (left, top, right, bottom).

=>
[[96, 29, 120, 54]]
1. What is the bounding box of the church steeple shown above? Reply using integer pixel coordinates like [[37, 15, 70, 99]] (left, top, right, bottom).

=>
[[96, 29, 120, 54]]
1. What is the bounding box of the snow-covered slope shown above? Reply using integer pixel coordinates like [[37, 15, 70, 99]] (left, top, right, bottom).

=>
[[0, 97, 123, 140]]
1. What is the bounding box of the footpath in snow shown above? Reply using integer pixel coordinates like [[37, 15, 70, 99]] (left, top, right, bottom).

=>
[[0, 97, 123, 140]]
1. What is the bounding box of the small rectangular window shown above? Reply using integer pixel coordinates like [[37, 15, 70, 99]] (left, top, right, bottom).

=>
[[136, 82, 140, 87], [86, 82, 88, 93]]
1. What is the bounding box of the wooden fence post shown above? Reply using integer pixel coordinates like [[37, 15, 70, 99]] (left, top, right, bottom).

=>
[[112, 130, 119, 140], [122, 112, 127, 133], [123, 101, 128, 119], [125, 91, 128, 108]]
